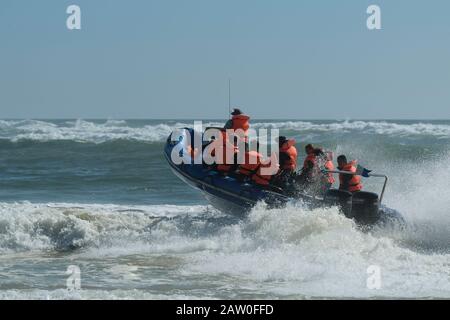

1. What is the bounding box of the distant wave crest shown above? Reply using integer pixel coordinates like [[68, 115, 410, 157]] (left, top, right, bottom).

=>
[[0, 119, 449, 143]]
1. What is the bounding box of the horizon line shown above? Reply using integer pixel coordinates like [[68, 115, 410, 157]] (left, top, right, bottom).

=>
[[1, 117, 450, 121]]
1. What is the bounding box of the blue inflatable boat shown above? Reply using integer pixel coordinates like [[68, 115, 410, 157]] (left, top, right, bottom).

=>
[[164, 128, 404, 227]]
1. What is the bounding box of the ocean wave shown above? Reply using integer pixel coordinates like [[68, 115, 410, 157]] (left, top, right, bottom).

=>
[[252, 120, 450, 137], [0, 289, 209, 300], [0, 201, 449, 298], [0, 119, 182, 143], [0, 202, 213, 252], [1, 119, 450, 143]]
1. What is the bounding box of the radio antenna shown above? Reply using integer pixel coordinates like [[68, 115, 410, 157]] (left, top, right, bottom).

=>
[[228, 78, 231, 119]]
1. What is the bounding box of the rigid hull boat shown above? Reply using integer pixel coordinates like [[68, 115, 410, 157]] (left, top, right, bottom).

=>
[[164, 128, 404, 227]]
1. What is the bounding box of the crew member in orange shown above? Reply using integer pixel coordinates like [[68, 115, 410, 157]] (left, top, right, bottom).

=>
[[302, 144, 319, 181], [337, 155, 363, 193], [208, 129, 238, 173], [238, 150, 273, 186], [224, 108, 250, 141], [314, 148, 335, 189], [278, 136, 298, 173]]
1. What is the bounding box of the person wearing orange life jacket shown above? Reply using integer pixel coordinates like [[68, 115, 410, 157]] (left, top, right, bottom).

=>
[[272, 136, 298, 189], [314, 149, 335, 183], [297, 144, 335, 194], [237, 150, 273, 186], [301, 144, 320, 181], [337, 155, 363, 193], [278, 136, 298, 172], [323, 155, 336, 185], [224, 108, 250, 136], [210, 129, 238, 173], [314, 148, 335, 190]]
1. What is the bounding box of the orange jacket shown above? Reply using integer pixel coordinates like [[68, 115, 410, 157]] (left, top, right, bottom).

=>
[[324, 160, 336, 184], [238, 151, 272, 186], [303, 153, 316, 169], [338, 161, 362, 192], [279, 139, 298, 170], [212, 130, 237, 172], [302, 153, 318, 179], [231, 114, 250, 133]]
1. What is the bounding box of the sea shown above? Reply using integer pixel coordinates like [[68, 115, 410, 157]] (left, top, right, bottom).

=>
[[0, 119, 449, 299]]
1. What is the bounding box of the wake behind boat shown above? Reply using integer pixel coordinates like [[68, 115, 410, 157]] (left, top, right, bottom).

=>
[[164, 127, 404, 228]]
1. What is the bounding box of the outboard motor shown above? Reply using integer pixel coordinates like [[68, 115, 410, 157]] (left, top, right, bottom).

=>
[[324, 189, 353, 218], [351, 192, 380, 225]]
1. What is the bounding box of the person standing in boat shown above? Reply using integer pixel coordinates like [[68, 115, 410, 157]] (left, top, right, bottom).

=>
[[224, 108, 250, 134], [337, 155, 363, 193], [223, 108, 250, 169]]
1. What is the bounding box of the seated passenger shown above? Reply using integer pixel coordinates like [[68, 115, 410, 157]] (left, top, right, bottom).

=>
[[297, 145, 335, 194], [278, 136, 298, 173], [337, 155, 363, 193], [314, 148, 335, 190], [209, 129, 238, 174], [238, 150, 274, 186], [298, 144, 319, 184], [271, 136, 298, 189]]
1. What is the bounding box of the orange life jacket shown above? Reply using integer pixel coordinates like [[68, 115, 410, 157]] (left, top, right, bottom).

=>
[[238, 151, 260, 176], [339, 161, 362, 192], [252, 161, 273, 186], [324, 160, 336, 184], [303, 153, 316, 169], [212, 130, 237, 172], [231, 114, 250, 133], [279, 139, 297, 170], [238, 151, 272, 186]]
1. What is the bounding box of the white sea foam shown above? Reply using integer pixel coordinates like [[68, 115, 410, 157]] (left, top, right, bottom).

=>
[[0, 201, 449, 298], [0, 289, 209, 300], [179, 204, 450, 298], [1, 119, 449, 143], [0, 202, 212, 252]]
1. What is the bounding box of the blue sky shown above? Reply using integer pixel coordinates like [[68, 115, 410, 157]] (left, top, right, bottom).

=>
[[1, 0, 450, 119]]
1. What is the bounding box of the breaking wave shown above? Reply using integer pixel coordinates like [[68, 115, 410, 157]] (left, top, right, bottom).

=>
[[0, 201, 449, 298], [0, 202, 213, 252], [1, 119, 450, 143], [1, 118, 450, 298]]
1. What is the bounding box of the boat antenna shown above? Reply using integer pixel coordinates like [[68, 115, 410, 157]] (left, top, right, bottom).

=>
[[228, 78, 231, 119]]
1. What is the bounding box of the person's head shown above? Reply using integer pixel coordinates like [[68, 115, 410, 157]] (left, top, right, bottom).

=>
[[305, 144, 314, 154], [337, 155, 348, 168], [278, 136, 287, 147], [231, 108, 243, 116]]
